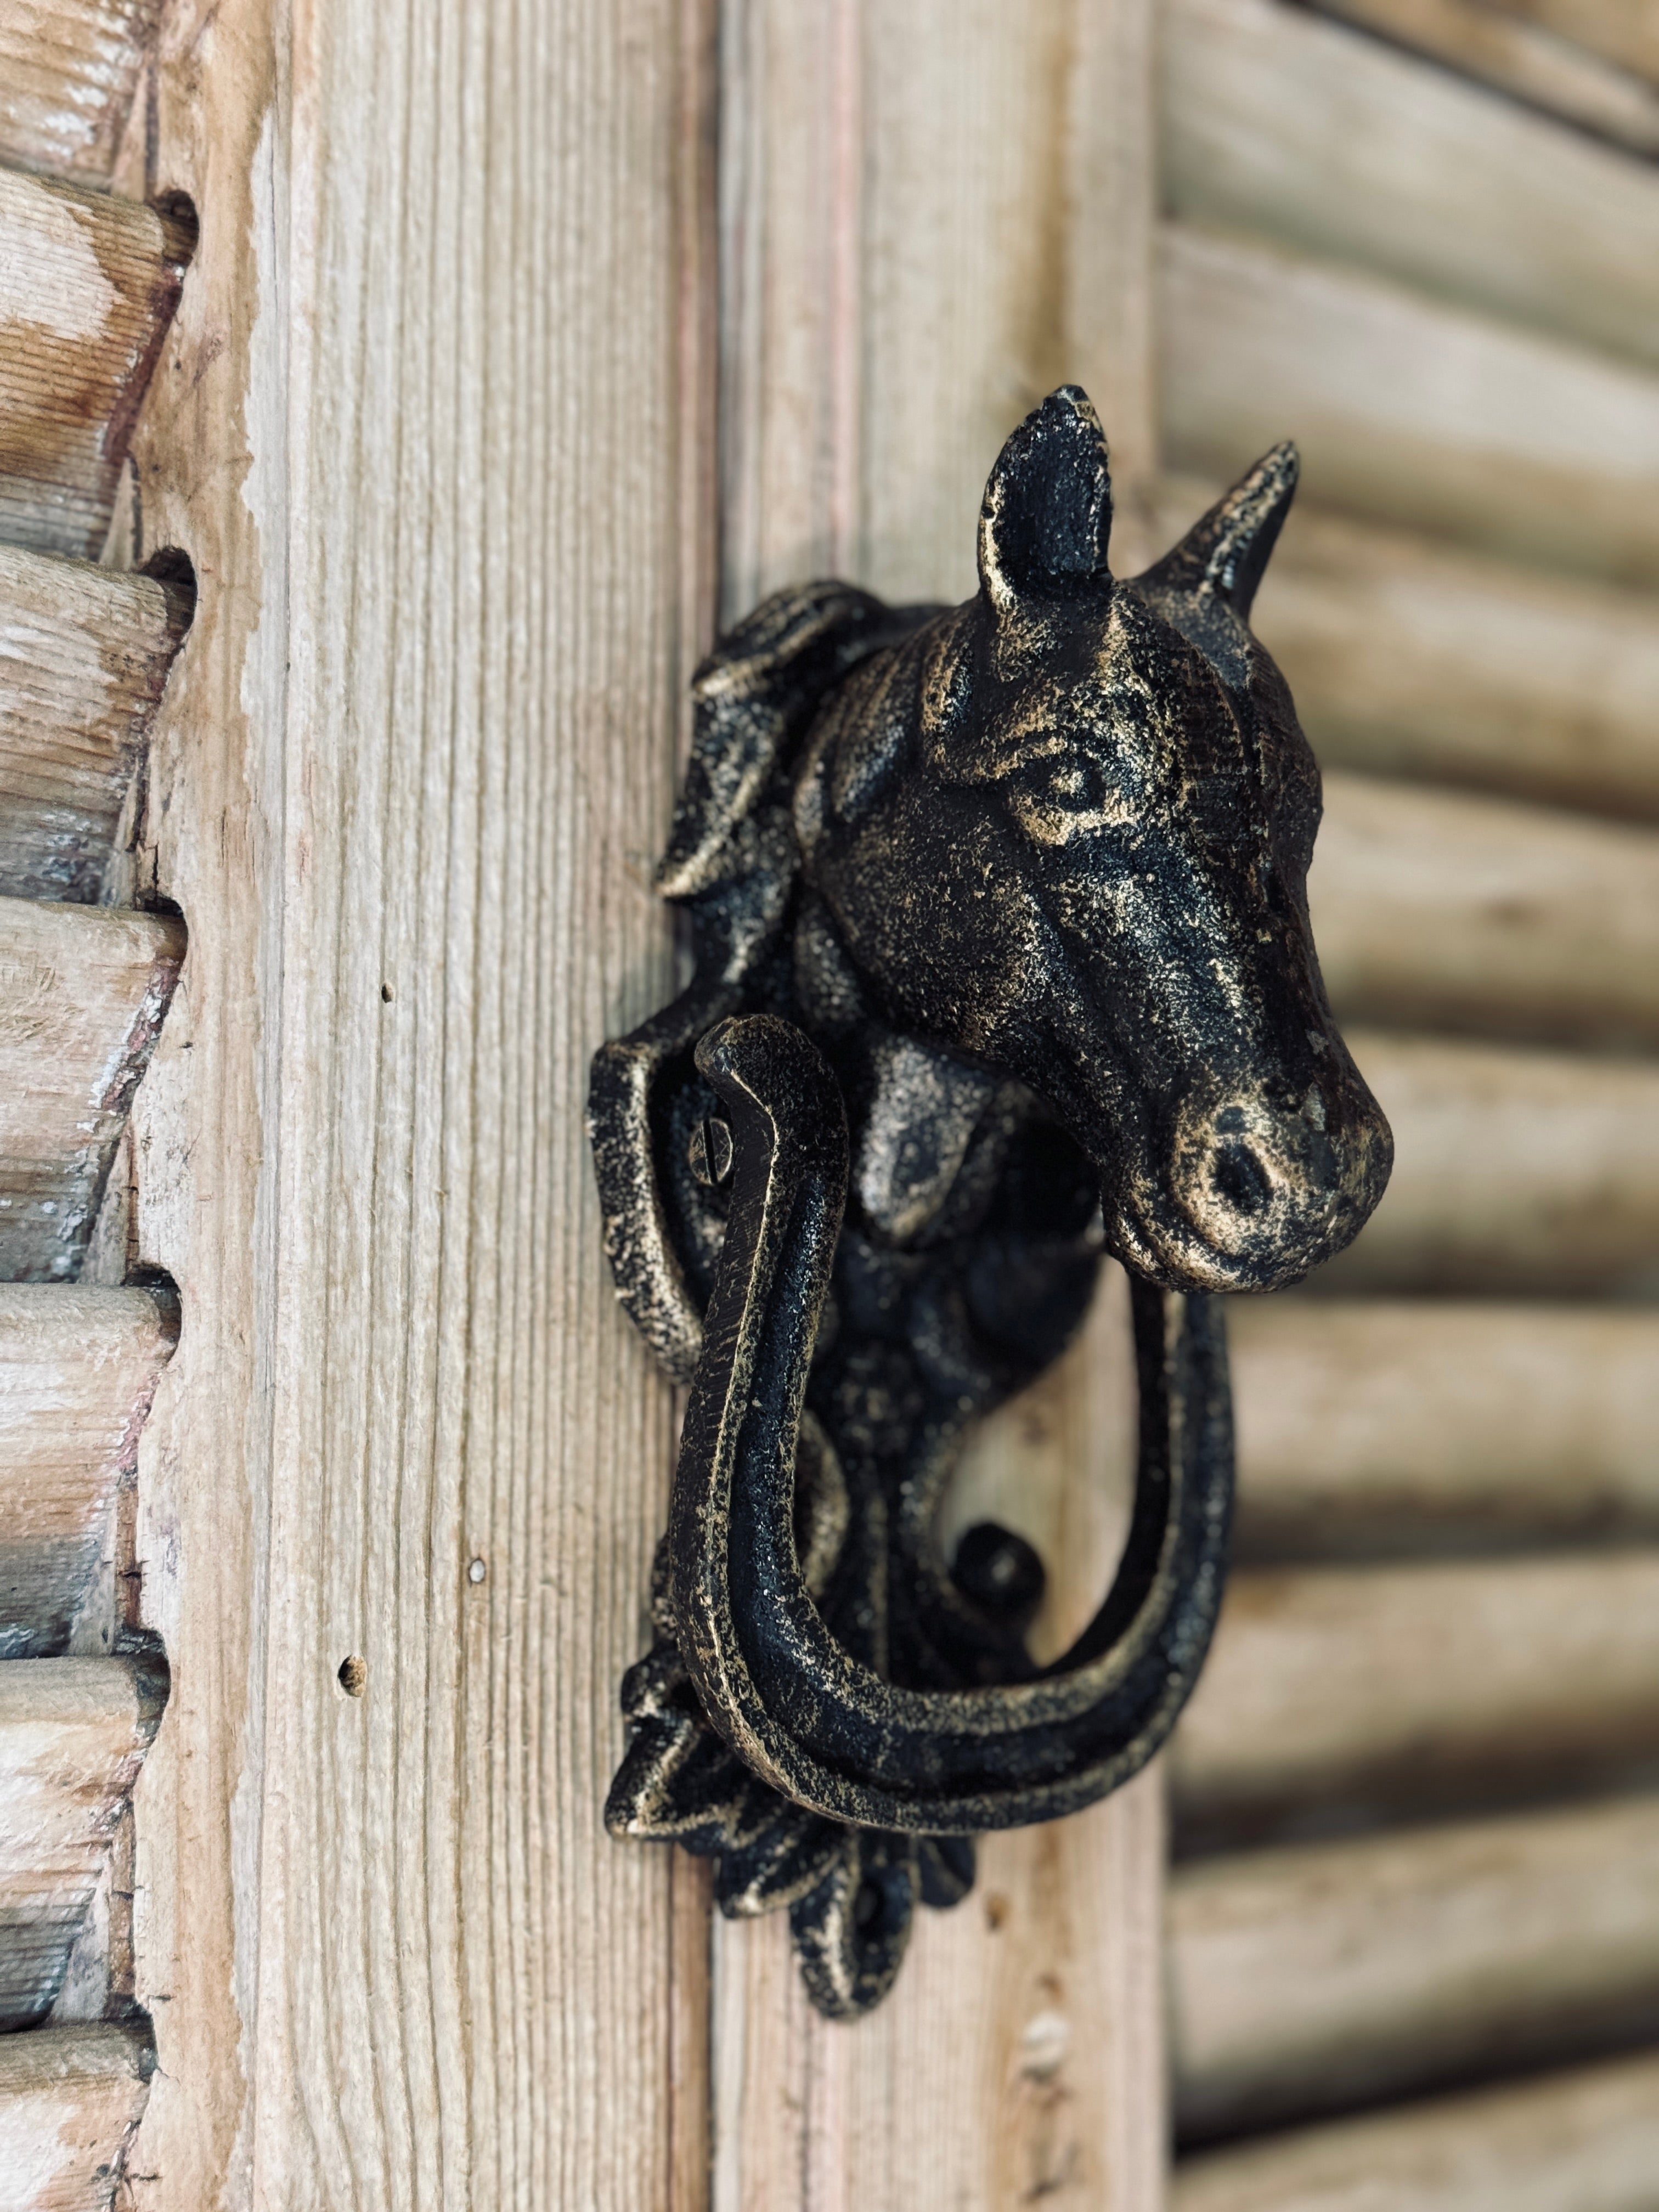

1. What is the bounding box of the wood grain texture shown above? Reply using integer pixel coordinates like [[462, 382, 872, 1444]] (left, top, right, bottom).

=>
[[713, 1773, 1166, 2212], [1064, 0, 1160, 567], [0, 167, 190, 561], [1160, 222, 1659, 586], [0, 1658, 161, 2031], [719, 0, 1158, 613], [0, 897, 183, 1284], [0, 1285, 174, 1658], [855, 0, 1142, 604], [1171, 1554, 1659, 1842], [1200, 489, 1659, 821], [715, 0, 865, 611], [1498, 0, 1659, 86], [1228, 1300, 1659, 1559], [113, 0, 716, 2201], [1318, 1027, 1659, 1296], [1165, 0, 1659, 370], [1171, 2047, 1659, 2212], [0, 549, 189, 904], [1169, 1793, 1659, 2141], [1311, 771, 1659, 1048], [709, 6, 1166, 2205], [1312, 0, 1659, 159], [0, 0, 162, 188], [0, 2023, 151, 2212]]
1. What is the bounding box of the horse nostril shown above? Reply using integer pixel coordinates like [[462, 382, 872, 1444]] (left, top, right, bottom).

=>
[[1211, 1142, 1273, 1217]]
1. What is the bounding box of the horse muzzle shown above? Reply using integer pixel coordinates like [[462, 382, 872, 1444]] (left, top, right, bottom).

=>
[[1101, 1060, 1393, 1296]]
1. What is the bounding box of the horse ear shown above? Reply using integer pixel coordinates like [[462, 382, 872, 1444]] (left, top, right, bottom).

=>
[[977, 387, 1113, 611], [1140, 442, 1298, 620]]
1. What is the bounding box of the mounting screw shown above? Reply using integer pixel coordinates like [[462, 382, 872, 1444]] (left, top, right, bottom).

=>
[[951, 1521, 1046, 1631], [688, 1116, 735, 1188]]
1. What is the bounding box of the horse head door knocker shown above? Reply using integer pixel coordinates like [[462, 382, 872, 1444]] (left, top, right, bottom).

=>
[[591, 387, 1392, 2017]]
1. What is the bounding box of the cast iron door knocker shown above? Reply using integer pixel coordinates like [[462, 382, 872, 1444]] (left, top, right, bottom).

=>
[[589, 387, 1392, 2018]]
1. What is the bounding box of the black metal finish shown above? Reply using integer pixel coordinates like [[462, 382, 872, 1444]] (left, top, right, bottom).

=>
[[590, 388, 1391, 2018]]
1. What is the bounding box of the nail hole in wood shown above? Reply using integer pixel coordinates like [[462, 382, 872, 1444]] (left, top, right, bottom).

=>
[[337, 1655, 367, 1696], [151, 189, 200, 263], [139, 546, 198, 635]]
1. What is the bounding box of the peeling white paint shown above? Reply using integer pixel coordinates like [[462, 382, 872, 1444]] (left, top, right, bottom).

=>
[[0, 2090, 78, 2201]]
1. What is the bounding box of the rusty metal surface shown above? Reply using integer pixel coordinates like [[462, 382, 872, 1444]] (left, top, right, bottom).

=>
[[590, 388, 1390, 2016]]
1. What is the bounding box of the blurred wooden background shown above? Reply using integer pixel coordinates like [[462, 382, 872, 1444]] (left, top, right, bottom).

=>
[[0, 0, 1656, 2205]]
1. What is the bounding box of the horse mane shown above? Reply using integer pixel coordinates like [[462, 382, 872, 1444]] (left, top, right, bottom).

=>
[[654, 581, 898, 901]]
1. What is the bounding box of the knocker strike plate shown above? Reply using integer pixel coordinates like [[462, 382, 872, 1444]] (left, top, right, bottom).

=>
[[588, 386, 1392, 2018]]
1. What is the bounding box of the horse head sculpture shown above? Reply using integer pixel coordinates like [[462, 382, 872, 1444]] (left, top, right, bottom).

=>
[[590, 386, 1391, 2017]]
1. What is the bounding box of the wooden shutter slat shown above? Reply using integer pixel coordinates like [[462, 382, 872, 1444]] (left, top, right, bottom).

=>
[[0, 897, 183, 1283], [1312, 0, 1659, 160], [0, 1657, 161, 2029], [0, 1285, 175, 1657], [1228, 1300, 1659, 1559], [1170, 1794, 1659, 2141], [1201, 489, 1659, 822], [0, 549, 189, 903], [1311, 771, 1659, 1047], [1166, 0, 1659, 365], [1172, 2047, 1659, 2212], [1483, 0, 1659, 89], [1160, 221, 1659, 586], [0, 168, 190, 562], [1323, 1027, 1659, 1296], [0, 0, 162, 190], [0, 2022, 150, 2211], [1171, 1555, 1659, 1841]]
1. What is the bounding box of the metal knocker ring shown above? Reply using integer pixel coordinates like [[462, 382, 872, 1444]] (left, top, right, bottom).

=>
[[590, 386, 1392, 2018]]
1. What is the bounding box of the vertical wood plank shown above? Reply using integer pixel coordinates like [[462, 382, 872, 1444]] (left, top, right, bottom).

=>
[[857, 0, 1079, 604], [114, 0, 716, 2200], [714, 1773, 1166, 2212], [717, 0, 865, 609], [94, 7, 280, 2194], [711, 5, 1166, 2204], [1067, 0, 1160, 566]]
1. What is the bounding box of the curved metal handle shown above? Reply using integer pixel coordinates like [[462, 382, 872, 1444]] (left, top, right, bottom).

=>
[[667, 1013, 1233, 1836]]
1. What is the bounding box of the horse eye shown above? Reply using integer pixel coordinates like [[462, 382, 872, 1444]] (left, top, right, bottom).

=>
[[1010, 753, 1117, 838], [1058, 758, 1104, 804]]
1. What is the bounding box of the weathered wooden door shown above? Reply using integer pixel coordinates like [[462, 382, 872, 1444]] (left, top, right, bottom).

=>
[[6, 0, 1659, 2206], [0, 1, 1168, 2205]]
